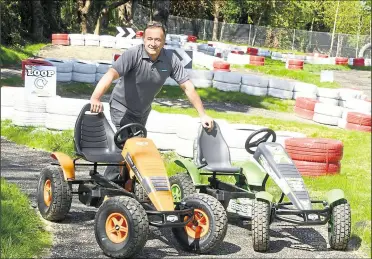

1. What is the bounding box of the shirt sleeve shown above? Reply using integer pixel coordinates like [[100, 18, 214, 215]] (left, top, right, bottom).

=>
[[111, 47, 137, 77], [170, 52, 189, 84]]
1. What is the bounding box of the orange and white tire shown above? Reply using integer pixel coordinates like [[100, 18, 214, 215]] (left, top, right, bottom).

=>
[[295, 97, 318, 111], [346, 112, 371, 126], [293, 160, 341, 177], [52, 34, 69, 40]]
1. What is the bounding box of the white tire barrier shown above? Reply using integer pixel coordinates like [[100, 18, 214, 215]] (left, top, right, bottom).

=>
[[314, 103, 343, 118], [57, 72, 73, 82], [317, 88, 339, 99], [317, 96, 339, 106], [213, 72, 242, 92], [190, 79, 213, 88], [73, 61, 97, 74], [70, 39, 85, 46], [14, 94, 48, 113], [45, 113, 77, 130], [345, 98, 372, 114], [268, 88, 293, 99], [45, 59, 73, 73], [99, 35, 116, 48], [213, 81, 241, 92], [240, 85, 267, 96], [187, 69, 214, 80], [84, 34, 100, 46], [72, 72, 96, 83], [96, 61, 112, 74], [13, 110, 47, 127], [313, 113, 339, 126], [293, 91, 317, 100], [227, 53, 250, 65], [46, 97, 89, 116], [241, 75, 269, 88], [269, 78, 295, 91], [338, 88, 363, 101], [1, 87, 25, 107]]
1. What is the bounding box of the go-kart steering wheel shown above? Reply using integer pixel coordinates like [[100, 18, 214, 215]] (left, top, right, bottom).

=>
[[245, 128, 276, 155], [114, 123, 147, 149]]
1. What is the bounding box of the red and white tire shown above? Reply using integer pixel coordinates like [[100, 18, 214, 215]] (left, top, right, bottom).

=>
[[294, 106, 314, 120], [293, 160, 341, 177], [346, 112, 371, 126], [295, 97, 318, 111], [249, 56, 264, 66], [285, 138, 343, 152], [345, 123, 371, 132], [52, 34, 69, 40], [213, 61, 230, 69]]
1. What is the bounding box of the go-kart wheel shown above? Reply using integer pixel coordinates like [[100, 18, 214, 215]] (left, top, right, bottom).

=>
[[172, 193, 227, 253], [94, 196, 149, 258], [133, 181, 150, 203], [169, 173, 196, 202], [328, 201, 351, 250], [245, 128, 276, 154], [114, 123, 147, 149], [252, 199, 271, 252], [37, 165, 72, 221]]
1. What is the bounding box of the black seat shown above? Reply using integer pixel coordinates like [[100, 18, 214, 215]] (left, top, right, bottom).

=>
[[195, 122, 241, 174], [74, 104, 123, 163]]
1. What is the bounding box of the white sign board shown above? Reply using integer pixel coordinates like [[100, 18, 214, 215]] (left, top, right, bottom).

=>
[[25, 65, 57, 97]]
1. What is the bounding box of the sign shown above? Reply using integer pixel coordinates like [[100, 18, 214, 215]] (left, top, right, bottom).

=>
[[25, 65, 57, 97], [116, 27, 136, 39], [164, 46, 193, 68]]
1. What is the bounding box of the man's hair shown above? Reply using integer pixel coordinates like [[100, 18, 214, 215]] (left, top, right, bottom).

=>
[[144, 21, 166, 37]]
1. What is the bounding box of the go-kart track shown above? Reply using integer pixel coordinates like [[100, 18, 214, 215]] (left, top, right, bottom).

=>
[[1, 137, 358, 258]]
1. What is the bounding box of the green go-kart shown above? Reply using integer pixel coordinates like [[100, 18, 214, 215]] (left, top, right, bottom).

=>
[[169, 122, 351, 252]]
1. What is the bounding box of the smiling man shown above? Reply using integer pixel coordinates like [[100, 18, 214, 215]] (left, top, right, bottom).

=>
[[90, 21, 213, 180]]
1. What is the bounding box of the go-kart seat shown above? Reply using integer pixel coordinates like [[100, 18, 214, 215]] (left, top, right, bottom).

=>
[[74, 103, 123, 163], [195, 122, 241, 173]]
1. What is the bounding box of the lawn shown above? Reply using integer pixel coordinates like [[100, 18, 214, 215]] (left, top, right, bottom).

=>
[[0, 44, 49, 67], [0, 177, 52, 258], [1, 104, 370, 257]]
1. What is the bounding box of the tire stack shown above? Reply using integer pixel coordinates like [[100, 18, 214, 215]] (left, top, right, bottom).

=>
[[285, 138, 343, 177], [338, 88, 363, 108], [213, 71, 242, 92], [52, 34, 69, 45], [317, 88, 340, 106], [286, 59, 304, 70], [249, 56, 265, 66], [240, 74, 269, 97], [313, 103, 343, 126], [84, 34, 100, 46], [344, 98, 371, 114], [72, 61, 97, 83], [213, 61, 231, 72], [335, 57, 348, 65], [345, 112, 371, 132], [99, 35, 116, 48], [1, 87, 24, 120], [353, 58, 365, 67], [257, 49, 271, 57], [187, 69, 214, 88], [268, 78, 295, 99], [13, 94, 49, 127], [95, 61, 112, 82], [69, 34, 85, 46], [247, 48, 258, 56], [271, 52, 283, 61], [292, 82, 318, 100], [187, 35, 197, 42], [294, 97, 318, 120], [175, 117, 200, 158], [45, 58, 73, 82]]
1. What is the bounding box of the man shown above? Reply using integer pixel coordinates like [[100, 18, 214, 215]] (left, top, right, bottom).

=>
[[90, 21, 214, 179]]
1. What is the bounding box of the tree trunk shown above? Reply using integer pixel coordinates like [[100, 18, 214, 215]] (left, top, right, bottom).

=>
[[252, 10, 264, 46], [94, 0, 130, 35], [212, 1, 220, 41], [151, 0, 170, 28], [307, 16, 315, 52], [219, 20, 225, 42], [329, 0, 340, 56], [31, 0, 44, 41], [78, 0, 92, 34]]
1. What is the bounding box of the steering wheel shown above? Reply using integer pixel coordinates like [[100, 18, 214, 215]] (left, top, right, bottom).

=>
[[114, 123, 147, 149], [245, 128, 276, 155]]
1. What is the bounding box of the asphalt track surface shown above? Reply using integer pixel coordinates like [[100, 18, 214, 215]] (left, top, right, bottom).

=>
[[1, 137, 359, 258]]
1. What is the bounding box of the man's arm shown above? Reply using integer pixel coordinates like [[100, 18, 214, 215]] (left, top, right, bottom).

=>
[[90, 68, 120, 113]]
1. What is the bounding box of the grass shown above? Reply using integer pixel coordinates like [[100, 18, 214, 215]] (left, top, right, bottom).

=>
[[0, 177, 52, 258], [1, 103, 370, 257], [0, 44, 49, 67]]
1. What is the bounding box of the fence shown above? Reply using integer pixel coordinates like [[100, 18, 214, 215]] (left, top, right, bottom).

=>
[[133, 4, 371, 59]]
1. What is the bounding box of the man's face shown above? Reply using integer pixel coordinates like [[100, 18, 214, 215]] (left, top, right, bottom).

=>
[[143, 27, 165, 58]]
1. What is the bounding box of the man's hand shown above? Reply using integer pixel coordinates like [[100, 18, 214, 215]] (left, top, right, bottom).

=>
[[90, 98, 103, 113], [200, 114, 214, 132]]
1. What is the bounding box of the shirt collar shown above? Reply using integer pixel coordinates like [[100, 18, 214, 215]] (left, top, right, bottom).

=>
[[142, 44, 165, 62]]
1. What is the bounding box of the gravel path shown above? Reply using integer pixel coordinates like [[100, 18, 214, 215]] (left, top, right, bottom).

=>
[[1, 137, 362, 258]]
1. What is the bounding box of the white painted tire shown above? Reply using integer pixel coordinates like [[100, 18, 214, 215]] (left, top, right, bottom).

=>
[[271, 52, 283, 58], [345, 98, 372, 113], [269, 78, 295, 91], [72, 72, 96, 83], [240, 85, 268, 96], [14, 94, 50, 113], [70, 39, 85, 46], [1, 106, 14, 120], [313, 113, 339, 126], [268, 88, 294, 99], [293, 91, 317, 100], [99, 35, 116, 42], [44, 59, 73, 73], [214, 71, 242, 84], [271, 56, 282, 61], [84, 34, 100, 41], [100, 40, 116, 48], [45, 113, 77, 130], [190, 79, 212, 88], [337, 118, 348, 129], [293, 82, 318, 94], [73, 61, 97, 74], [314, 103, 343, 117], [69, 34, 85, 40], [338, 100, 347, 107], [213, 81, 240, 92], [317, 97, 339, 106], [85, 39, 99, 46], [317, 88, 340, 99], [57, 72, 72, 82], [1, 87, 25, 106], [147, 132, 178, 150], [241, 75, 269, 88], [13, 111, 47, 127], [338, 88, 363, 101], [96, 61, 112, 74], [46, 97, 89, 116], [186, 69, 214, 80]]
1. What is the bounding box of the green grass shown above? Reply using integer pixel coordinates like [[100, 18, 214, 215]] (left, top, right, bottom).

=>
[[0, 76, 23, 87], [0, 177, 52, 258], [0, 44, 48, 67]]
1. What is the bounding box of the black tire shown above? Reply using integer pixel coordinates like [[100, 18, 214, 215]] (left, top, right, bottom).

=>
[[328, 202, 351, 250], [94, 196, 149, 258], [169, 173, 196, 202], [134, 181, 149, 203], [172, 193, 227, 254], [252, 199, 271, 252], [37, 165, 72, 221]]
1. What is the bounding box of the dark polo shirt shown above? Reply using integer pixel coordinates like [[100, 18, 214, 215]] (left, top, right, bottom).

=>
[[110, 44, 189, 116]]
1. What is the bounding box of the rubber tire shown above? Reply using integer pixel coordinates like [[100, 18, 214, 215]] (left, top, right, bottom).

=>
[[252, 199, 271, 252], [169, 173, 196, 202], [172, 193, 227, 254], [134, 181, 150, 203], [94, 196, 149, 258], [328, 202, 351, 250], [37, 165, 72, 221]]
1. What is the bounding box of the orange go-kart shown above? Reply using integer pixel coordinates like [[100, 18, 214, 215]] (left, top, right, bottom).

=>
[[36, 104, 227, 258]]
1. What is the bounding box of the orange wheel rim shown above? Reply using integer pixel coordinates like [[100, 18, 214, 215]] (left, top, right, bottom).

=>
[[184, 209, 210, 239], [43, 179, 52, 206], [105, 213, 129, 243]]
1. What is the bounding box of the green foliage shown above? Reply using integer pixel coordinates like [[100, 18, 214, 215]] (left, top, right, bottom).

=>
[[0, 44, 48, 67]]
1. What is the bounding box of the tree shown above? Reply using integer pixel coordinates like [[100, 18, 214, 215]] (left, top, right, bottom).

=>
[[77, 0, 92, 33], [94, 0, 130, 35], [151, 0, 170, 28], [31, 0, 44, 40]]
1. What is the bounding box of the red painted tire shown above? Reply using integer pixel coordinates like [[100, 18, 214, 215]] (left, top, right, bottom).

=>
[[353, 58, 365, 66], [295, 97, 318, 111], [293, 160, 341, 177], [213, 68, 231, 72], [52, 39, 69, 45], [216, 53, 222, 58], [247, 47, 258, 55], [285, 138, 343, 152], [187, 35, 197, 42], [294, 106, 314, 120], [52, 34, 68, 40], [287, 60, 304, 66], [346, 112, 371, 126], [250, 56, 264, 62], [345, 123, 371, 132], [335, 57, 348, 62], [286, 147, 343, 163], [213, 61, 230, 69]]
